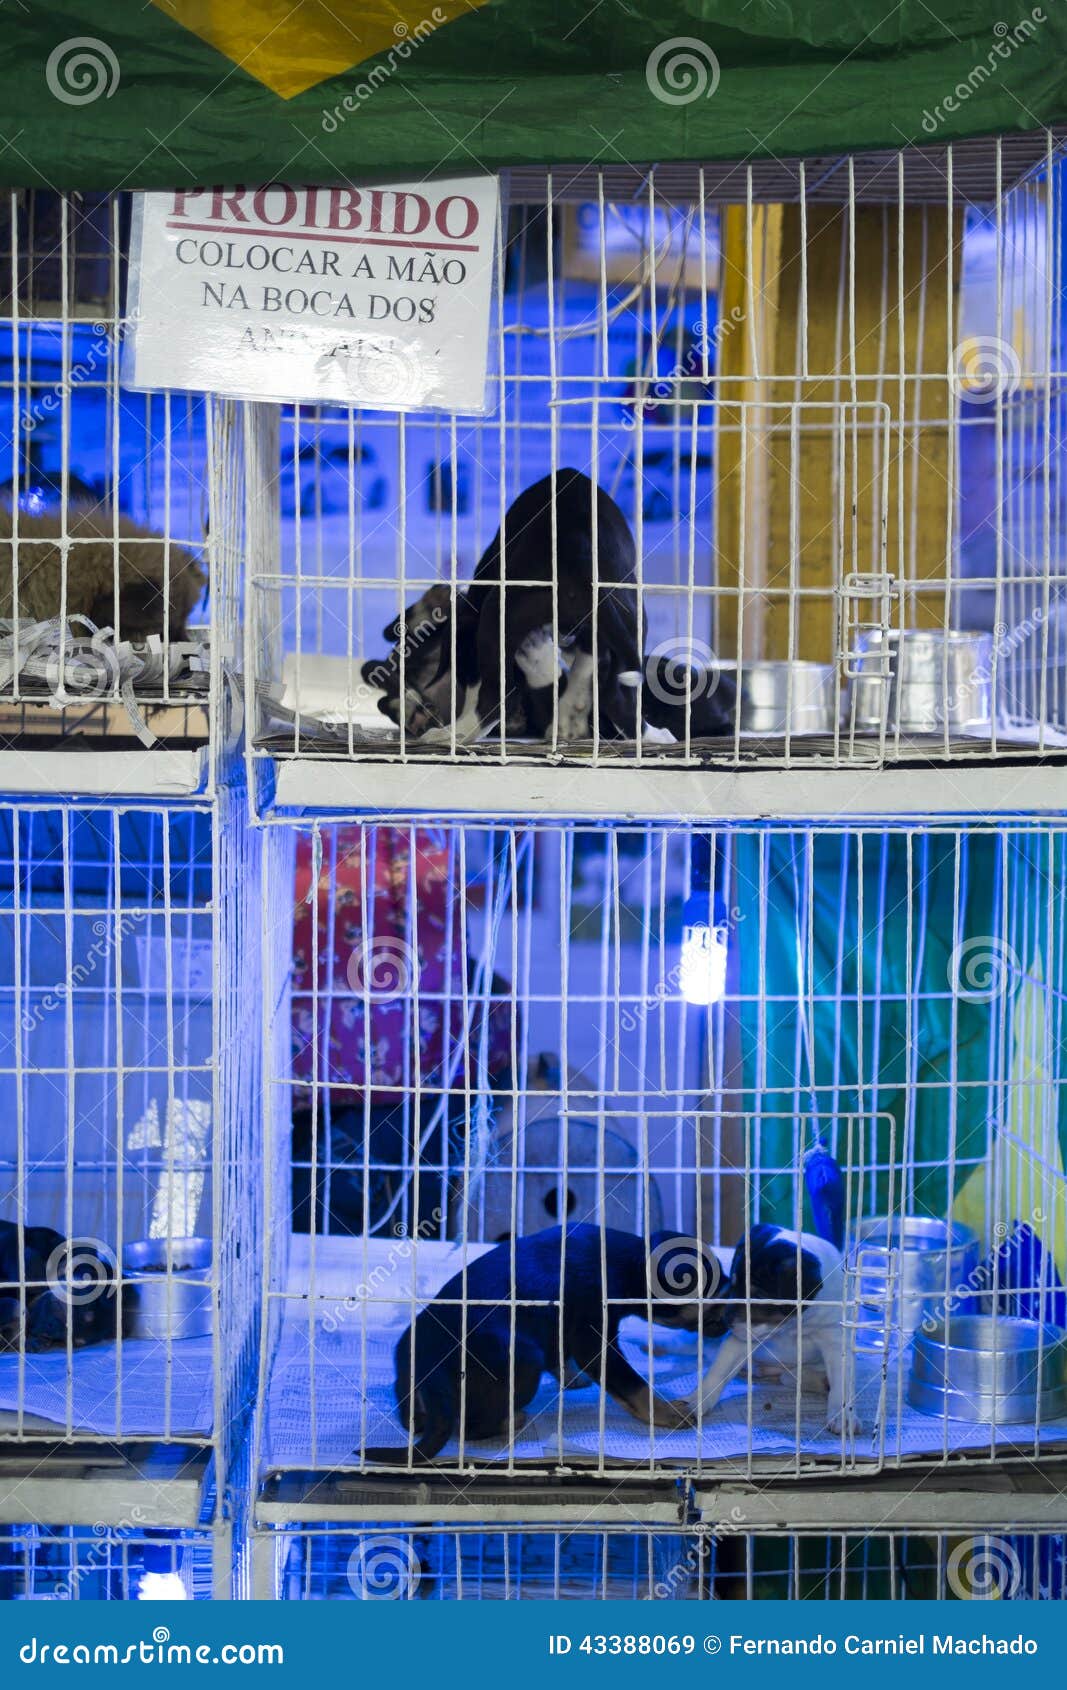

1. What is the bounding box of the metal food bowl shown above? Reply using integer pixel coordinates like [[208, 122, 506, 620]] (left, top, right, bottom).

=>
[[849, 629, 993, 735], [122, 1237, 214, 1341], [848, 1216, 980, 1347], [738, 660, 838, 736], [908, 1316, 1067, 1423]]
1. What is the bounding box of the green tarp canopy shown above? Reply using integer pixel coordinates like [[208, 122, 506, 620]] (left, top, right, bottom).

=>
[[2, 1, 1066, 189]]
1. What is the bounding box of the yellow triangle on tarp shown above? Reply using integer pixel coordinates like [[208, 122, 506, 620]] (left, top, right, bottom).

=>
[[148, 1, 488, 100], [954, 951, 1067, 1282]]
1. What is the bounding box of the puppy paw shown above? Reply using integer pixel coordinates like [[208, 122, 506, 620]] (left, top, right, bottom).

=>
[[828, 1406, 862, 1436], [641, 722, 676, 745], [515, 627, 561, 691], [652, 1396, 695, 1431], [554, 699, 590, 740]]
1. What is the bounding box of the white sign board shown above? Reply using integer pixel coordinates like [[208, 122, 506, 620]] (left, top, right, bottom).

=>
[[124, 177, 499, 413]]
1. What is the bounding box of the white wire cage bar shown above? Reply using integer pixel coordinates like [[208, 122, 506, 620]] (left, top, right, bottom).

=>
[[245, 128, 1067, 794], [0, 791, 261, 1506], [253, 816, 1067, 1481], [0, 193, 251, 774], [254, 1522, 1067, 1601], [0, 1522, 217, 1599]]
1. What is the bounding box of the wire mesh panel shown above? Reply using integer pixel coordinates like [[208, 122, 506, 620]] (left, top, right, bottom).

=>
[[256, 1524, 1067, 1601], [0, 191, 227, 754], [254, 817, 1067, 1480], [0, 794, 260, 1485], [0, 1523, 215, 1599], [246, 130, 1067, 782]]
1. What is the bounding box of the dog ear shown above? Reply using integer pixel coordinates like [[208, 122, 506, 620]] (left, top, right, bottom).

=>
[[647, 1233, 724, 1302], [735, 1230, 824, 1306]]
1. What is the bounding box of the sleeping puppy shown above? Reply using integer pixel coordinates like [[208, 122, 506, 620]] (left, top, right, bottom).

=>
[[679, 1223, 859, 1435], [362, 584, 482, 738], [411, 470, 647, 745], [0, 1221, 125, 1353], [364, 581, 573, 742], [366, 1223, 715, 1464]]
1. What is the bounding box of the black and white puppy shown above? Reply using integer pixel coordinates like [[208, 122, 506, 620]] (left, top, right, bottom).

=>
[[361, 583, 478, 737], [0, 1221, 124, 1353], [367, 1223, 710, 1465], [367, 471, 653, 745], [641, 656, 737, 741], [679, 1224, 859, 1434], [363, 583, 559, 741]]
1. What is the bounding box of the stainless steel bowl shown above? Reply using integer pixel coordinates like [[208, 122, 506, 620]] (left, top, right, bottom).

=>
[[908, 1316, 1067, 1422], [738, 660, 838, 736], [848, 1216, 980, 1348], [122, 1237, 213, 1341], [849, 629, 993, 735]]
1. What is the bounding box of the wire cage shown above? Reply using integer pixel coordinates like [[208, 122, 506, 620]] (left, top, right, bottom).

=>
[[0, 1522, 216, 1600], [0, 789, 261, 1495], [254, 815, 1067, 1480], [245, 129, 1067, 790], [254, 1522, 1067, 1601], [0, 191, 245, 764]]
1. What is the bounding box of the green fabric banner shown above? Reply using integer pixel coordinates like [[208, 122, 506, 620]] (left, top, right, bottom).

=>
[[1, 1, 1066, 190]]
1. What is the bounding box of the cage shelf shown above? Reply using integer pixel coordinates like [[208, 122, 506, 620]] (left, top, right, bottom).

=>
[[0, 1443, 213, 1529], [267, 754, 1067, 822]]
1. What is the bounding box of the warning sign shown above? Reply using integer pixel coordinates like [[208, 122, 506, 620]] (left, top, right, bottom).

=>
[[124, 177, 499, 412]]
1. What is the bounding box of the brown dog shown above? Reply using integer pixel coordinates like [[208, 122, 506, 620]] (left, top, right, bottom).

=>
[[0, 504, 206, 639]]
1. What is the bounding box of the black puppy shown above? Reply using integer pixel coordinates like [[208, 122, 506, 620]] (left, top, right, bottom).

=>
[[365, 471, 648, 744], [364, 584, 557, 740], [361, 583, 479, 738], [642, 655, 737, 740], [368, 1223, 721, 1465], [458, 469, 647, 744], [0, 1220, 124, 1353]]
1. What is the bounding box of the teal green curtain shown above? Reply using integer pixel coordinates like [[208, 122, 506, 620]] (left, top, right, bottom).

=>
[[734, 827, 1067, 1235]]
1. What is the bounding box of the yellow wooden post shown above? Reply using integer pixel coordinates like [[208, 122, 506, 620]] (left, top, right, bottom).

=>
[[715, 200, 963, 664]]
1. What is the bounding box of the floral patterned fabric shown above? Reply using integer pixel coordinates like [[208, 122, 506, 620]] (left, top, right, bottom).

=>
[[291, 826, 514, 1107]]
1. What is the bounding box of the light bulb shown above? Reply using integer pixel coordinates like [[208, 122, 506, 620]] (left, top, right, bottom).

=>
[[679, 892, 729, 1006], [137, 1570, 188, 1600]]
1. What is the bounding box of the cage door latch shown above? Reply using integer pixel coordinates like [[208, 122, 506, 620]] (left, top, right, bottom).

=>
[[838, 571, 900, 679]]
